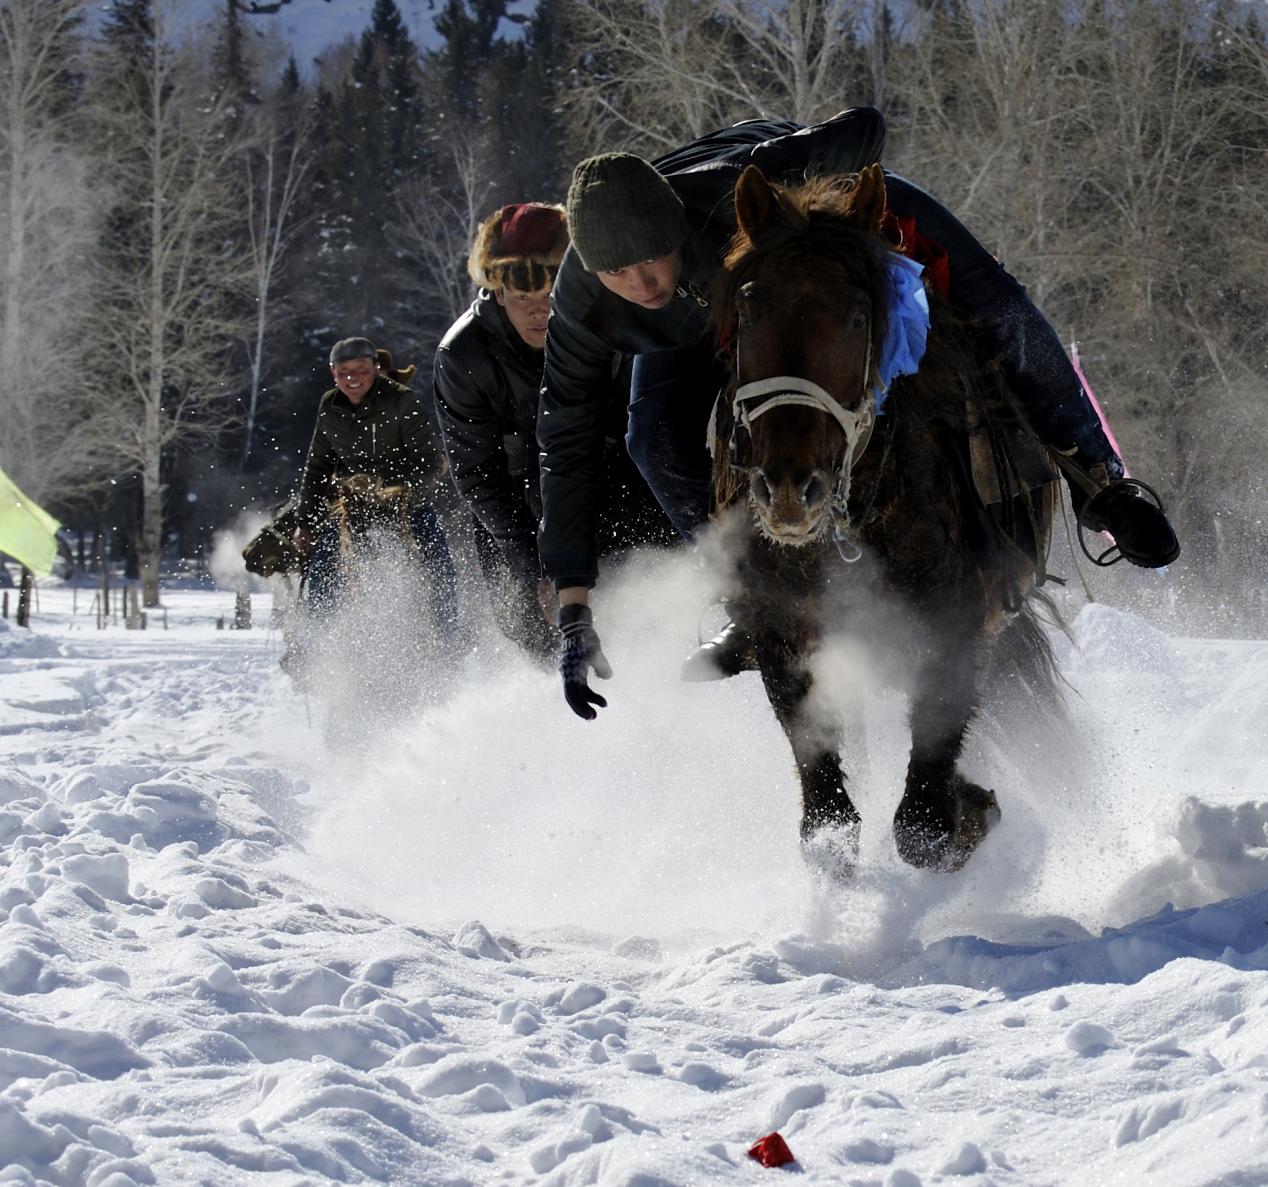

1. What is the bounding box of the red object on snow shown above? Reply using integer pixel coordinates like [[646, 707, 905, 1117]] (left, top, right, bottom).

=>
[[747, 1132, 796, 1168]]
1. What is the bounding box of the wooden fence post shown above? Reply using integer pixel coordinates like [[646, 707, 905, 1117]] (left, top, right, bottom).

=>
[[233, 582, 252, 630], [16, 567, 33, 628]]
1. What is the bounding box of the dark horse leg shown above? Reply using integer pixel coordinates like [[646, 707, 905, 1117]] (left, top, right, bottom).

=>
[[756, 640, 862, 879], [893, 639, 1000, 870]]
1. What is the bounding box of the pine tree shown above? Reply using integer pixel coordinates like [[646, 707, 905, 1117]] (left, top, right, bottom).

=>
[[483, 0, 567, 200], [99, 0, 153, 69], [431, 0, 506, 122], [213, 0, 257, 125], [296, 1, 428, 344]]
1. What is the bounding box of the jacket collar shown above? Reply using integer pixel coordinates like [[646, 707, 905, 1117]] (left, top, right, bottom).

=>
[[472, 289, 544, 364], [327, 376, 385, 414]]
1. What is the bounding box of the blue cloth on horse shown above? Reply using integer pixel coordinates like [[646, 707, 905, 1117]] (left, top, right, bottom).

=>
[[875, 253, 930, 411]]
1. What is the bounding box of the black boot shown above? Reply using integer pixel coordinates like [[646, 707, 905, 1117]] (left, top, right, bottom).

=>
[[681, 619, 759, 682], [1077, 479, 1180, 568]]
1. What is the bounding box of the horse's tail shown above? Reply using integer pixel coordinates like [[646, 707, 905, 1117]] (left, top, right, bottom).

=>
[[976, 586, 1086, 791], [981, 588, 1069, 727]]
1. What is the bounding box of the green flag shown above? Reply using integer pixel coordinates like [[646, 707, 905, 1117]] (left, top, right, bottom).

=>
[[0, 466, 61, 576]]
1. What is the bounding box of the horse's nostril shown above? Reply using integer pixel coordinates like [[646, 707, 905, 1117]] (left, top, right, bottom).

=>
[[752, 472, 773, 508], [802, 474, 827, 508]]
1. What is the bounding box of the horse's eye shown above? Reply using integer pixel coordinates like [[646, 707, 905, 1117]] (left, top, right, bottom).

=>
[[850, 310, 868, 333]]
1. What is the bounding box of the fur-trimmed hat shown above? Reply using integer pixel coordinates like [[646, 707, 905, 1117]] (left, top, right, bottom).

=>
[[375, 347, 416, 386], [467, 202, 569, 294]]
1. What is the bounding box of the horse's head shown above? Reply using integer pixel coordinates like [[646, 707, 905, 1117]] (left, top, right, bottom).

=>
[[717, 164, 889, 545]]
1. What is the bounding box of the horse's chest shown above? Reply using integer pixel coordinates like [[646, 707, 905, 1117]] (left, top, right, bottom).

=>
[[743, 537, 875, 631], [742, 525, 984, 657]]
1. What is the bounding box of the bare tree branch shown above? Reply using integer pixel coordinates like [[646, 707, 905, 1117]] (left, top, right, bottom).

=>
[[84, 2, 254, 604]]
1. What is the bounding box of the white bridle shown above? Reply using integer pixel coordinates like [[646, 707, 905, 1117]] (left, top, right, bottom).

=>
[[729, 341, 881, 563], [731, 375, 877, 471]]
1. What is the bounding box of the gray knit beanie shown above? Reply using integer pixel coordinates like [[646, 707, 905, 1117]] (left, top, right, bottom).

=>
[[566, 153, 687, 273], [329, 336, 376, 366]]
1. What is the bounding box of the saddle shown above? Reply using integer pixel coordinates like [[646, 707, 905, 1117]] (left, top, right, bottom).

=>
[[329, 475, 415, 546], [963, 397, 1059, 601]]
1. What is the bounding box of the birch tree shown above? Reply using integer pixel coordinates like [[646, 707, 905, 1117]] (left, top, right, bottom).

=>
[[88, 0, 250, 606], [0, 0, 106, 507], [395, 135, 493, 347], [889, 0, 1268, 580], [895, 0, 1087, 304], [1067, 0, 1261, 548], [240, 90, 310, 468], [564, 0, 869, 156]]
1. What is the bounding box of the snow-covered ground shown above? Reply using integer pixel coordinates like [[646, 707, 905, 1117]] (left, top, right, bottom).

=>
[[2, 554, 1267, 1186]]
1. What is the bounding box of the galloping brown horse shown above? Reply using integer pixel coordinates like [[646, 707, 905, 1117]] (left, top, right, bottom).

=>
[[710, 163, 1060, 877]]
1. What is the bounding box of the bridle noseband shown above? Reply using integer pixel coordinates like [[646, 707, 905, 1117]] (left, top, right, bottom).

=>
[[728, 337, 881, 562], [731, 374, 877, 470]]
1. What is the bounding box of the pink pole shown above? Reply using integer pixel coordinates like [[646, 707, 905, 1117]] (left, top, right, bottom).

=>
[[1069, 342, 1129, 476]]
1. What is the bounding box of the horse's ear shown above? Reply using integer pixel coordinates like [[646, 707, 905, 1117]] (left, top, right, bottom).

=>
[[734, 164, 774, 238], [849, 164, 888, 235]]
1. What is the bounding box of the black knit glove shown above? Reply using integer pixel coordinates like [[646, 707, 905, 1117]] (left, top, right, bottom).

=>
[[557, 603, 612, 720]]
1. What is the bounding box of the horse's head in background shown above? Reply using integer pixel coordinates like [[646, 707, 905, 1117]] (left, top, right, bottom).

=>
[[714, 164, 893, 546]]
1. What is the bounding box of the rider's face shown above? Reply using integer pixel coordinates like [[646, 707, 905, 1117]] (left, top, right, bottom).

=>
[[496, 287, 552, 350], [330, 356, 377, 405], [595, 249, 682, 310]]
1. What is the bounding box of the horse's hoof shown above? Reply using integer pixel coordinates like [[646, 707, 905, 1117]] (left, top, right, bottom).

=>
[[893, 780, 1000, 871], [948, 781, 1001, 870], [801, 820, 860, 884], [892, 811, 952, 869]]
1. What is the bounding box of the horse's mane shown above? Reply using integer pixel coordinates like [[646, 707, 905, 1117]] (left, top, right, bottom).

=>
[[710, 173, 890, 354]]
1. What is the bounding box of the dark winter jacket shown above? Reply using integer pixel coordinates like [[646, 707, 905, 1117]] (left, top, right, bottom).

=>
[[295, 376, 444, 529], [433, 294, 549, 581], [538, 107, 888, 587], [435, 291, 633, 582]]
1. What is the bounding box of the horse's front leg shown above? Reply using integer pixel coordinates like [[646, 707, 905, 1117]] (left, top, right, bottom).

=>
[[893, 637, 999, 871], [755, 636, 862, 880]]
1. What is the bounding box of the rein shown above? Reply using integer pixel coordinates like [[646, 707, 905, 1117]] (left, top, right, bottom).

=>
[[830, 416, 892, 563]]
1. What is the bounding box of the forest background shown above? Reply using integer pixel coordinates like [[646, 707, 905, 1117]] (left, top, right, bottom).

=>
[[1, 0, 1264, 624]]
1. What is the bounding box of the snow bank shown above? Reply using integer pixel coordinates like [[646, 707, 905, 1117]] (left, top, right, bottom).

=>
[[0, 584, 1266, 1185]]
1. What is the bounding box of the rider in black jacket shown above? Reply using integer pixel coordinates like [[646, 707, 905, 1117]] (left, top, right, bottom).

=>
[[539, 111, 890, 589], [434, 203, 670, 663], [287, 336, 460, 663], [542, 106, 1181, 720]]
